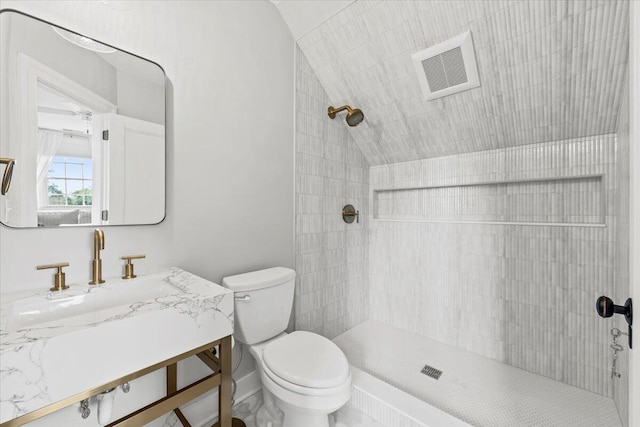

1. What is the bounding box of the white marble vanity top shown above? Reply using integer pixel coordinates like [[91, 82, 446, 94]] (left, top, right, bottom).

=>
[[0, 267, 233, 424]]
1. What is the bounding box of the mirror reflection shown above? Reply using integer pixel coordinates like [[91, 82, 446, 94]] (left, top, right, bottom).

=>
[[0, 10, 166, 228]]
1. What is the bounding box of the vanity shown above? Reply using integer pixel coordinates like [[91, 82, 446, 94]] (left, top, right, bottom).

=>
[[0, 268, 235, 427]]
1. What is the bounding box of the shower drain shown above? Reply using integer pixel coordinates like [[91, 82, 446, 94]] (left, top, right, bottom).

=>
[[420, 364, 443, 380]]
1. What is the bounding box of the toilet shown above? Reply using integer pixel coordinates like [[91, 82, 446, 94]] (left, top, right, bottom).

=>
[[222, 267, 351, 427]]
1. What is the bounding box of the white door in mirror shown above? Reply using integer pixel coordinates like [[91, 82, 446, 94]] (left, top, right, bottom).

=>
[[93, 113, 165, 225]]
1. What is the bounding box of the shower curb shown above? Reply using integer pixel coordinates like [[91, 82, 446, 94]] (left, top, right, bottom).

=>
[[349, 366, 470, 427]]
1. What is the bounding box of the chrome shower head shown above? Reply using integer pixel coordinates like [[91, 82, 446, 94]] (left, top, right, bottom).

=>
[[327, 105, 364, 127]]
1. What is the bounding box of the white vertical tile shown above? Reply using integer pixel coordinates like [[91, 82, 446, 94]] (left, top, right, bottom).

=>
[[368, 134, 623, 399], [295, 47, 370, 339]]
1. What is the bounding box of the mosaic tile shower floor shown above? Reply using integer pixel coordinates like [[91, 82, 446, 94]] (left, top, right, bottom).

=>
[[333, 320, 623, 427]]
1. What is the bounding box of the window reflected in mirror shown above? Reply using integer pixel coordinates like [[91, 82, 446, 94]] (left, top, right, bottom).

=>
[[37, 81, 96, 226]]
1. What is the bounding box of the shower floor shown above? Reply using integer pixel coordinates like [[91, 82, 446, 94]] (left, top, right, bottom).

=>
[[333, 320, 623, 427]]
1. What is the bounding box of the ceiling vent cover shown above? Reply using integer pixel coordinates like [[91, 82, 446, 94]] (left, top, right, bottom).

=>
[[412, 31, 480, 100]]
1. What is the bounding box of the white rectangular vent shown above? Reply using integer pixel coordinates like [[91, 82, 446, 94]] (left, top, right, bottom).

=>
[[412, 31, 480, 101], [421, 46, 468, 92]]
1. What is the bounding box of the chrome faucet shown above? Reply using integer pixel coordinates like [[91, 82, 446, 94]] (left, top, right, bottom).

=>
[[89, 229, 105, 284]]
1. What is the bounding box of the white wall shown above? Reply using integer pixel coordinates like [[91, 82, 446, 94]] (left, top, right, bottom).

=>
[[0, 1, 294, 425], [271, 0, 355, 40], [168, 1, 295, 283]]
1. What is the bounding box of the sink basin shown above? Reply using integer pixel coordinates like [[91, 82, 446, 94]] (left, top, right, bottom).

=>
[[5, 273, 180, 331], [0, 267, 233, 424]]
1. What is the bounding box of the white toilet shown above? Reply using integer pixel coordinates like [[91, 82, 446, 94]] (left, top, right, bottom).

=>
[[222, 267, 351, 427]]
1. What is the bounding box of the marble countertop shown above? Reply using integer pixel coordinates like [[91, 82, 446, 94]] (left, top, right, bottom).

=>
[[0, 267, 234, 424]]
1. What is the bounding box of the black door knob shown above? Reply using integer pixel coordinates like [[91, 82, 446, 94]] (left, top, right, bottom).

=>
[[595, 296, 633, 349], [595, 296, 633, 325]]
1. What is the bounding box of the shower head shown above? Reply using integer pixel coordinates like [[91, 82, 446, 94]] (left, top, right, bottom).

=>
[[327, 105, 364, 127], [0, 157, 15, 196]]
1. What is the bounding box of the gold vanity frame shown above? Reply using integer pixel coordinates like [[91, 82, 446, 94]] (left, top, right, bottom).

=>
[[0, 336, 233, 427]]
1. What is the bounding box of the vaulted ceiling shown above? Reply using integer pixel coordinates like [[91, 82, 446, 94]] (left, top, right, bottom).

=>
[[295, 0, 630, 166]]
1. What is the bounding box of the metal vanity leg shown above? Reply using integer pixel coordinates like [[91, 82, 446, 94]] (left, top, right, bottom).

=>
[[218, 336, 232, 427], [167, 363, 191, 426]]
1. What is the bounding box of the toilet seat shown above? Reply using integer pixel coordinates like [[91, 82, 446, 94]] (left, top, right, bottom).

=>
[[260, 331, 350, 395], [263, 331, 350, 388], [261, 359, 351, 397]]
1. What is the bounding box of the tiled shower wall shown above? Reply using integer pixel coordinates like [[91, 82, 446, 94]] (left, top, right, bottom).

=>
[[294, 46, 369, 339], [613, 82, 630, 426], [369, 135, 622, 397]]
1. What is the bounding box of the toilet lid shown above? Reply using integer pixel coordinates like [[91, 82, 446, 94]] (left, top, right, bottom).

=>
[[262, 331, 350, 389]]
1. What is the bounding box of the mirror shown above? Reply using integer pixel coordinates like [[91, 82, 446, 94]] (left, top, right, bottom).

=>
[[0, 10, 165, 228]]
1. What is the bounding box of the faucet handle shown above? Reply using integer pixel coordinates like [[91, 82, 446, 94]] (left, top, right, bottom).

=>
[[121, 255, 145, 279], [37, 262, 70, 291]]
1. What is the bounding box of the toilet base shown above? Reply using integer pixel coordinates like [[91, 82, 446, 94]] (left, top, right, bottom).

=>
[[254, 386, 338, 427], [280, 406, 330, 427], [255, 404, 331, 427]]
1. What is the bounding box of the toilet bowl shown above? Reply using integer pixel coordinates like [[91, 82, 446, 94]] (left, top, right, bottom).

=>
[[221, 268, 351, 427], [249, 331, 351, 427]]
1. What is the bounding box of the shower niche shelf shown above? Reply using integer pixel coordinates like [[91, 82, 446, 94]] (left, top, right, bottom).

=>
[[372, 175, 605, 227]]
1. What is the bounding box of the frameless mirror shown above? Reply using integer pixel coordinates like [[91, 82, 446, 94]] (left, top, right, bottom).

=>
[[0, 10, 165, 228]]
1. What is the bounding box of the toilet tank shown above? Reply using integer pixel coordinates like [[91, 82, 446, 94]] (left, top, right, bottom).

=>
[[222, 267, 296, 345]]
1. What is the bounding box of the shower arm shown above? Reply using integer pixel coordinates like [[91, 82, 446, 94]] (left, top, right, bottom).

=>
[[327, 105, 352, 118]]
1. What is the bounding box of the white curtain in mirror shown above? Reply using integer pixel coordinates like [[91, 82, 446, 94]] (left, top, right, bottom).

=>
[[36, 129, 63, 208]]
